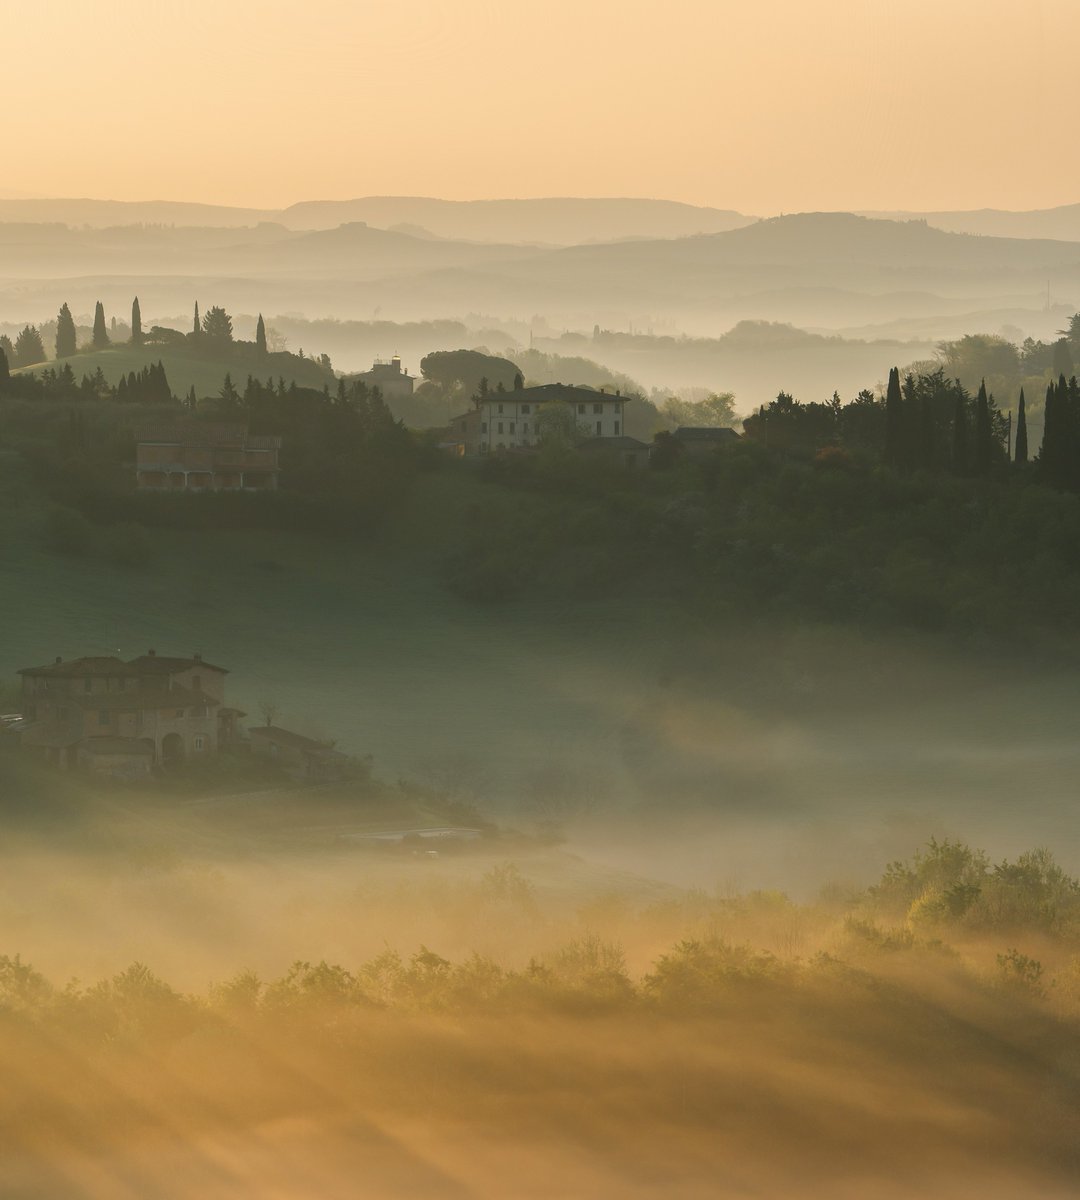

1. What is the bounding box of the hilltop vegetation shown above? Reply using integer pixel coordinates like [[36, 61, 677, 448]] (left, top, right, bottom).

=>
[[0, 819, 1077, 1197]]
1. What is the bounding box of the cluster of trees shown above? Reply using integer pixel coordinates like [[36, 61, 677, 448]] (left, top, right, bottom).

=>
[[1037, 374, 1080, 488], [0, 355, 174, 405], [4, 299, 280, 366], [740, 366, 1010, 475]]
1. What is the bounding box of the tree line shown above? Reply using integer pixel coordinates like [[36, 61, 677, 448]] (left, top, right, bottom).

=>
[[1, 299, 276, 367]]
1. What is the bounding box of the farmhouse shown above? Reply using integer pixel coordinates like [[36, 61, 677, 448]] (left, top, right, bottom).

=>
[[136, 422, 281, 491], [347, 356, 415, 401], [14, 650, 232, 776], [671, 426, 740, 459], [448, 383, 629, 455]]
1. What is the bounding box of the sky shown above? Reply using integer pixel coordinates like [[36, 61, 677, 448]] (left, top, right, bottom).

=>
[[3, 0, 1078, 214]]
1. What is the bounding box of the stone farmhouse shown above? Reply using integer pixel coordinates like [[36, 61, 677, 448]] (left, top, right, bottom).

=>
[[14, 651, 239, 778], [447, 383, 634, 456], [136, 423, 281, 492]]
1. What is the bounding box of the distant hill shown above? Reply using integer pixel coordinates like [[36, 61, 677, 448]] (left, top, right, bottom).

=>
[[0, 195, 756, 245], [277, 197, 756, 243], [861, 202, 1080, 242]]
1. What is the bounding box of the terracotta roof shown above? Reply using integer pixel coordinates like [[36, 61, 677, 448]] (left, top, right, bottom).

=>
[[18, 656, 140, 679], [481, 384, 628, 406], [74, 686, 220, 713], [126, 655, 228, 675], [672, 426, 740, 441]]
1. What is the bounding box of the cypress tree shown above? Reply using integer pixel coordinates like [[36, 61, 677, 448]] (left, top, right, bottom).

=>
[[951, 390, 969, 474], [131, 297, 142, 344], [256, 313, 267, 355], [92, 302, 109, 348], [884, 366, 903, 468], [193, 302, 201, 338], [973, 379, 992, 475], [0, 346, 8, 387], [55, 303, 77, 358], [1015, 389, 1028, 464]]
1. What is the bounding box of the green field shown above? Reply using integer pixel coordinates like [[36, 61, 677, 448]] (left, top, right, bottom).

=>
[[6, 447, 1080, 889], [17, 342, 332, 399]]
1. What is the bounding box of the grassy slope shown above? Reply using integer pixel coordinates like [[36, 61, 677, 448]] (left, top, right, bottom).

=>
[[17, 343, 332, 399], [5, 452, 1080, 873]]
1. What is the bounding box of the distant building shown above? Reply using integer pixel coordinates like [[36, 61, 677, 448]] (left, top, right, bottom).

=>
[[136, 423, 281, 492], [348, 356, 415, 401], [249, 725, 351, 782], [576, 435, 652, 469], [448, 383, 629, 455], [671, 426, 740, 460], [14, 650, 233, 775]]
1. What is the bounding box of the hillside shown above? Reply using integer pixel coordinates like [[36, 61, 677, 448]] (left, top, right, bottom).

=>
[[18, 342, 332, 399], [863, 201, 1080, 242]]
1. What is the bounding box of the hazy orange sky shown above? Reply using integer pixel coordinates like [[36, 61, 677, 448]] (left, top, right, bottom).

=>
[[4, 0, 1077, 213]]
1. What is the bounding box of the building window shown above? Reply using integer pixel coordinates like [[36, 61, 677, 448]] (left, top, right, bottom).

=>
[[614, 421, 620, 435], [578, 404, 586, 414], [509, 422, 515, 434], [497, 403, 504, 414], [497, 422, 504, 434], [194, 736, 205, 752], [596, 420, 602, 436], [481, 422, 488, 433], [594, 403, 602, 413], [175, 709, 185, 718], [522, 404, 530, 414], [523, 423, 529, 433], [615, 402, 622, 414]]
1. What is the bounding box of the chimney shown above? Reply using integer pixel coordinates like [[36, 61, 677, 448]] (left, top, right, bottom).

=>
[[148, 649, 156, 657], [616, 389, 621, 397], [55, 656, 62, 664], [194, 653, 202, 662]]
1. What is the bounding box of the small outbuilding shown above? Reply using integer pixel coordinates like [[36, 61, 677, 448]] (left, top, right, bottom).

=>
[[249, 725, 352, 782]]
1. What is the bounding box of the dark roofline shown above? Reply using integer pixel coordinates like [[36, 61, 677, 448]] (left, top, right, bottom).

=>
[[19, 657, 140, 679], [126, 655, 229, 675]]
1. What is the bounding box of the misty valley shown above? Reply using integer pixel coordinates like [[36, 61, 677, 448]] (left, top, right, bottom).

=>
[[4, 196, 1080, 1198]]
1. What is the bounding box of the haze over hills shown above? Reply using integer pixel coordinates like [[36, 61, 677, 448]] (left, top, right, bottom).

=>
[[0, 196, 756, 243], [2, 209, 1077, 404]]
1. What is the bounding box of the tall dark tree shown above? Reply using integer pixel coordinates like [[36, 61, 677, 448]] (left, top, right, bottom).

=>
[[255, 313, 267, 355], [0, 334, 12, 362], [973, 379, 993, 475], [55, 303, 77, 358], [1053, 338, 1074, 380], [951, 390, 969, 474], [1014, 389, 1028, 465], [13, 325, 46, 367], [92, 301, 109, 349], [193, 302, 201, 338], [0, 346, 9, 387], [131, 297, 142, 345], [883, 366, 903, 468]]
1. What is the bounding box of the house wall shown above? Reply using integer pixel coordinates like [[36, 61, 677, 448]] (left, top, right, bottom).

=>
[[477, 397, 625, 453]]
